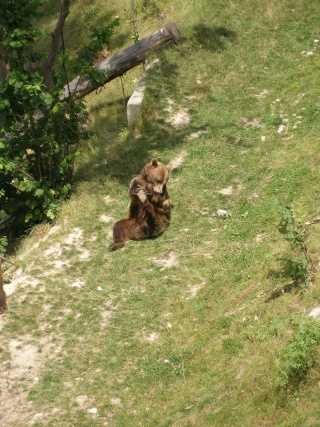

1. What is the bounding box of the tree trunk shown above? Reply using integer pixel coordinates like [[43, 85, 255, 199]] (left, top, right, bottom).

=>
[[60, 23, 180, 101], [43, 0, 70, 90]]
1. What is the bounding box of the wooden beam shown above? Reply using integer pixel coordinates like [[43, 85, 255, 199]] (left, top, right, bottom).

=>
[[60, 23, 180, 101]]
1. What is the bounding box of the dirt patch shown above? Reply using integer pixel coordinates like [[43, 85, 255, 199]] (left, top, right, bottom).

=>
[[217, 185, 233, 195], [149, 252, 178, 271], [242, 117, 263, 128], [185, 282, 206, 299], [63, 227, 83, 245], [99, 214, 114, 223], [170, 151, 187, 169], [0, 334, 63, 426], [187, 128, 209, 140], [165, 98, 190, 128]]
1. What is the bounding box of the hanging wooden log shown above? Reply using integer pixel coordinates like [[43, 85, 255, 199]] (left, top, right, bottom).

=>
[[60, 23, 180, 101]]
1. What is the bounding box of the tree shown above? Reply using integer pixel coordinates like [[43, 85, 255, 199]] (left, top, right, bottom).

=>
[[0, 0, 113, 231], [0, 0, 180, 233]]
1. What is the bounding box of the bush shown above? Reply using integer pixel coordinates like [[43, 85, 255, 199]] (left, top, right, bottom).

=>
[[274, 196, 311, 291], [276, 314, 320, 392], [0, 1, 119, 232]]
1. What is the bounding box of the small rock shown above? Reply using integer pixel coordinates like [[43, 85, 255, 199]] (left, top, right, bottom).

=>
[[277, 124, 286, 133], [217, 209, 228, 218], [308, 307, 320, 320], [70, 281, 85, 288]]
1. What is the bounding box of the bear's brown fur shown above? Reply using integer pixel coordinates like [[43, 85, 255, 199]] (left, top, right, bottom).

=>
[[109, 159, 172, 251], [0, 263, 8, 314]]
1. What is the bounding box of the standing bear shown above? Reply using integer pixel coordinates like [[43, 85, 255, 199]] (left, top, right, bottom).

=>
[[109, 158, 172, 251]]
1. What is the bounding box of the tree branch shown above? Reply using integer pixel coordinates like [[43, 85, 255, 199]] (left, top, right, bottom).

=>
[[59, 23, 180, 101], [16, 168, 35, 181]]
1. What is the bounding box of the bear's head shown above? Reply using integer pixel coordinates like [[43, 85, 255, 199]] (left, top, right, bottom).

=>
[[141, 158, 172, 194]]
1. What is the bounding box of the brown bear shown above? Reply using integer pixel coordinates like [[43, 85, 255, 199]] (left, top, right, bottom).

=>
[[109, 158, 172, 251], [0, 263, 8, 314]]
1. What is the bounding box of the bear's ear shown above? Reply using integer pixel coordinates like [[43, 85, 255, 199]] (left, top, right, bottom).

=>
[[167, 165, 173, 173], [151, 158, 158, 168]]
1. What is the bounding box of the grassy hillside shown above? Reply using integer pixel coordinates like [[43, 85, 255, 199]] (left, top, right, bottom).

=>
[[1, 0, 320, 425]]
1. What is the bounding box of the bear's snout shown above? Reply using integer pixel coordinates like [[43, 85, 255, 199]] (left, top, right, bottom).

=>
[[154, 183, 164, 194]]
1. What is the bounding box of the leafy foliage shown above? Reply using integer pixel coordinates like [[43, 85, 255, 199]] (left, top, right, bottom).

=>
[[274, 196, 311, 290], [0, 235, 7, 257], [276, 195, 308, 251], [0, 1, 119, 231], [77, 17, 120, 67], [276, 315, 320, 392]]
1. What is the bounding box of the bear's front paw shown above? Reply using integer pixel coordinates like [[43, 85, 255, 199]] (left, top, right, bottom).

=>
[[109, 242, 125, 251], [138, 192, 147, 203]]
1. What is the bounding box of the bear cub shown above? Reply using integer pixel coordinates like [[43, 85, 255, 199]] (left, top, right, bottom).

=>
[[109, 158, 172, 251]]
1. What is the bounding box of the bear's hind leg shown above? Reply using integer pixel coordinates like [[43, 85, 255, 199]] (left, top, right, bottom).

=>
[[109, 218, 145, 251], [109, 219, 129, 251]]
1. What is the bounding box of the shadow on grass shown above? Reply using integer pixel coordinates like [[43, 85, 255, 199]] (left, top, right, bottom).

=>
[[265, 281, 301, 302], [75, 105, 199, 185], [74, 51, 211, 185], [192, 24, 237, 51]]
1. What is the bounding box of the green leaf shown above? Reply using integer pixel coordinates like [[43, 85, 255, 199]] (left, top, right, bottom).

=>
[[35, 188, 44, 197], [46, 209, 55, 219], [15, 80, 24, 89], [25, 212, 33, 222]]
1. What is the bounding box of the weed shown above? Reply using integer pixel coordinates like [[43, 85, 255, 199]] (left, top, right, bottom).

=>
[[276, 314, 320, 393], [216, 316, 232, 331], [255, 322, 280, 342], [222, 338, 243, 355], [274, 196, 312, 291], [0, 236, 8, 257]]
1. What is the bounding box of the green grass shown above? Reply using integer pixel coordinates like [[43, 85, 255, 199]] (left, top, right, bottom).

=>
[[1, 0, 320, 426]]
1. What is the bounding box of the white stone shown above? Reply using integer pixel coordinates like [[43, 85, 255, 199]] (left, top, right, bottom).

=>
[[127, 74, 147, 129], [70, 281, 85, 288], [217, 209, 228, 218], [277, 124, 286, 133], [308, 307, 320, 320]]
